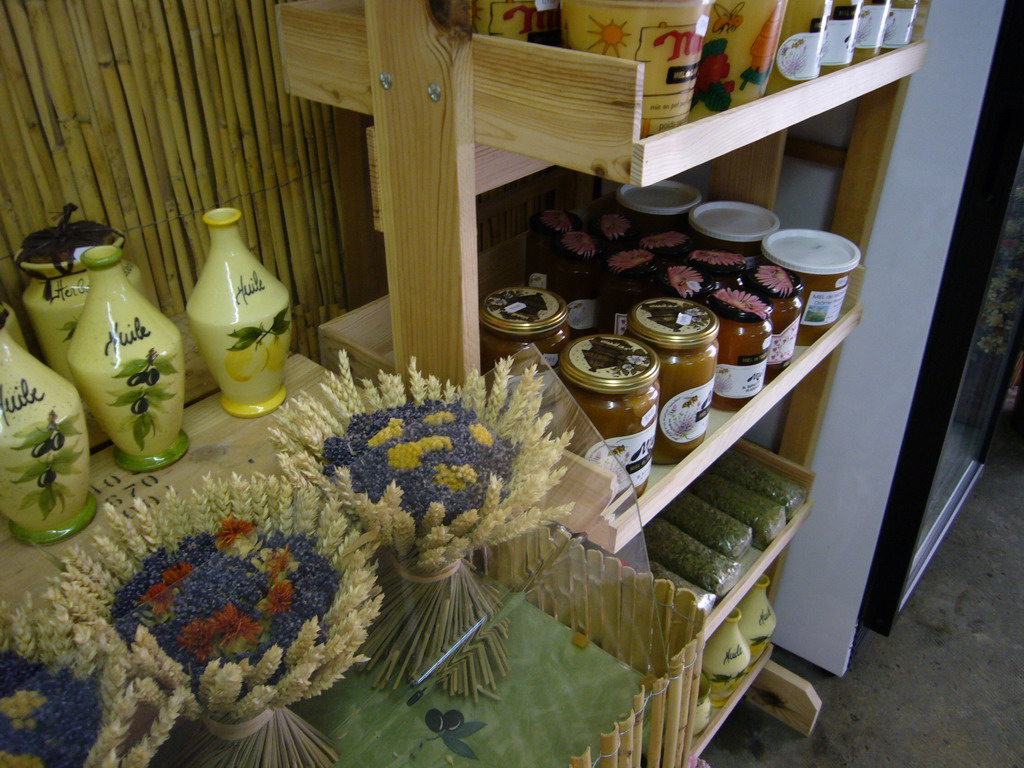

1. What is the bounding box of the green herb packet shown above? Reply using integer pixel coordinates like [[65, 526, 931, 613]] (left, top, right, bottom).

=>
[[645, 519, 742, 597], [661, 491, 753, 560], [650, 561, 717, 613], [689, 474, 786, 549], [709, 451, 807, 519]]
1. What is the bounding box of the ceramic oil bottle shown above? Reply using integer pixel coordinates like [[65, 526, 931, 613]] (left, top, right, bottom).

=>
[[67, 245, 188, 471], [0, 306, 95, 543], [187, 208, 291, 417], [703, 608, 752, 706]]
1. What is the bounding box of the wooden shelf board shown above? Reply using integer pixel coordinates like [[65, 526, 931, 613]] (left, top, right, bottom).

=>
[[691, 643, 776, 756], [607, 299, 863, 551], [704, 503, 812, 637], [279, 2, 923, 187], [630, 42, 928, 186], [0, 355, 329, 603]]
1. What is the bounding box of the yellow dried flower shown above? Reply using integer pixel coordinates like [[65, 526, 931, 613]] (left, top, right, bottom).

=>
[[0, 689, 46, 729], [368, 417, 404, 446], [468, 423, 494, 446], [387, 435, 453, 470], [433, 464, 478, 492], [423, 411, 455, 425]]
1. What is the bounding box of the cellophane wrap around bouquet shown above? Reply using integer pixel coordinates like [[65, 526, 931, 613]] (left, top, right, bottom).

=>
[[271, 354, 574, 699], [0, 594, 184, 768], [45, 474, 381, 768]]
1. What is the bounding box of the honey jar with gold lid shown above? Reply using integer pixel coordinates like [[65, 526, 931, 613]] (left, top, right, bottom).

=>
[[559, 334, 660, 496], [479, 287, 570, 371], [627, 298, 719, 463]]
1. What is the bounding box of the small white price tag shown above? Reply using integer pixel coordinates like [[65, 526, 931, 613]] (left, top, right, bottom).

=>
[[536, 0, 559, 10], [676, 312, 693, 326], [505, 302, 527, 313], [687, 281, 701, 292]]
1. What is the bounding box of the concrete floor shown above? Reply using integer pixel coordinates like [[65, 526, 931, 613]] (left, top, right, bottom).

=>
[[702, 413, 1024, 768]]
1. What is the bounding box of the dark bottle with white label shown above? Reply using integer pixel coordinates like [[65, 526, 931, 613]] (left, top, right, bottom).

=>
[[525, 210, 582, 290], [547, 231, 606, 338], [707, 288, 773, 411]]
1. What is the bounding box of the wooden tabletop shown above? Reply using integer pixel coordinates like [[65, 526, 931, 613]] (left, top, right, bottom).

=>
[[0, 354, 329, 602]]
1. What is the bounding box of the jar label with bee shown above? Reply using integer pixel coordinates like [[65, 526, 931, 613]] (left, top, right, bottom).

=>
[[585, 423, 656, 493], [659, 379, 714, 443], [715, 352, 768, 399]]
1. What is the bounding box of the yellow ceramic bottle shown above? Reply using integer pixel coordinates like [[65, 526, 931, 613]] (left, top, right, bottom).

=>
[[702, 608, 752, 706], [187, 208, 291, 417], [0, 306, 95, 543], [0, 302, 26, 348], [67, 245, 188, 471], [736, 574, 777, 661]]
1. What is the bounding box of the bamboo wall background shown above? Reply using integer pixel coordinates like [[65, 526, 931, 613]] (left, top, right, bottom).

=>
[[0, 0, 345, 360]]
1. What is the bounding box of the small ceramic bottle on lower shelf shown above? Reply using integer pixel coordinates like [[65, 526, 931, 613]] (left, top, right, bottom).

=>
[[0, 306, 96, 543], [187, 208, 291, 417], [703, 608, 752, 706], [68, 245, 188, 471], [737, 574, 777, 662]]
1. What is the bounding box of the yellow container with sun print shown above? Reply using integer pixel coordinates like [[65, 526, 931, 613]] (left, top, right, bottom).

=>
[[563, 0, 713, 137], [187, 208, 292, 418]]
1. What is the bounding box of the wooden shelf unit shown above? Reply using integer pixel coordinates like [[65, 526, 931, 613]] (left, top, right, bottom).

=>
[[277, 0, 926, 762]]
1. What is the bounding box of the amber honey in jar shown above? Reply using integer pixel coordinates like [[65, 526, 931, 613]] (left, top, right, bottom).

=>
[[738, 264, 804, 380], [638, 230, 695, 266], [656, 264, 719, 305], [480, 287, 570, 371], [707, 288, 773, 411], [599, 249, 661, 335], [687, 249, 748, 288], [526, 210, 582, 289], [589, 212, 641, 250], [559, 334, 660, 496], [547, 231, 607, 337], [627, 298, 719, 463]]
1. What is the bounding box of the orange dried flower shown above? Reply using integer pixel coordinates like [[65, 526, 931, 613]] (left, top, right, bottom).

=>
[[138, 582, 175, 616], [263, 581, 295, 616], [178, 617, 217, 661], [210, 604, 262, 646], [162, 562, 192, 586], [264, 547, 292, 581], [216, 515, 256, 550]]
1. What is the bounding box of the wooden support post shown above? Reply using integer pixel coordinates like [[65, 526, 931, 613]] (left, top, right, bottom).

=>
[[334, 110, 388, 309], [746, 660, 823, 736], [364, 0, 479, 380], [708, 131, 787, 209]]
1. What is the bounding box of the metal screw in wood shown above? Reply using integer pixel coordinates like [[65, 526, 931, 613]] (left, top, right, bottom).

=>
[[427, 83, 441, 101], [379, 72, 393, 90]]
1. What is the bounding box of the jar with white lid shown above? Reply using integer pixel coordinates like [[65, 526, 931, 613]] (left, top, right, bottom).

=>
[[616, 180, 703, 235], [761, 228, 861, 345], [688, 201, 781, 266]]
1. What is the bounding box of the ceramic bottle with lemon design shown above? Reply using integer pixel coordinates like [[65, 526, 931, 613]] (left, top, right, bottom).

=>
[[187, 208, 291, 417], [0, 305, 96, 543], [67, 245, 188, 471]]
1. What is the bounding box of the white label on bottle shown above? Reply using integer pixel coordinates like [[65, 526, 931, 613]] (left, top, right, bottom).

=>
[[882, 8, 916, 47], [715, 356, 768, 399], [855, 5, 887, 49], [801, 287, 849, 326], [528, 272, 548, 289], [768, 318, 800, 365], [535, 0, 559, 10], [659, 379, 714, 443], [566, 298, 596, 330], [641, 403, 657, 428], [614, 312, 628, 336], [585, 423, 657, 493], [776, 32, 824, 81], [821, 18, 857, 65]]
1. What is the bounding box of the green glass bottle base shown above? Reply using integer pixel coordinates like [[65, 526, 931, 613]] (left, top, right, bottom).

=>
[[221, 386, 287, 418], [114, 430, 190, 471], [9, 493, 97, 545]]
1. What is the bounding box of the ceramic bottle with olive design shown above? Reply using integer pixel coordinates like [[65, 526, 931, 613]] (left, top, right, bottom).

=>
[[702, 608, 752, 706], [67, 245, 188, 471], [186, 208, 291, 417], [0, 305, 96, 543]]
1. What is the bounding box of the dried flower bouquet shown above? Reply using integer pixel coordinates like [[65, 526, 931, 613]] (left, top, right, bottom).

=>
[[0, 594, 183, 768], [271, 354, 574, 698], [46, 474, 381, 768]]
